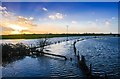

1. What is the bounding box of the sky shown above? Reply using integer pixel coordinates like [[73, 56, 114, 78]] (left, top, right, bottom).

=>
[[1, 0, 120, 2], [0, 2, 118, 35]]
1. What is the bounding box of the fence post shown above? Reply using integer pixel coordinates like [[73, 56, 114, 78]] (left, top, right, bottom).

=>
[[90, 64, 92, 76]]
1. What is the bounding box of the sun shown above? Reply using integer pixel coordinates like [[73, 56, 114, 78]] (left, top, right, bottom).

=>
[[8, 24, 28, 34], [10, 31, 21, 34], [9, 24, 27, 31]]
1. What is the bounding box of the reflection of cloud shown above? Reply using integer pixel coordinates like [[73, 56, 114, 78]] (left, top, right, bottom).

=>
[[48, 13, 64, 20]]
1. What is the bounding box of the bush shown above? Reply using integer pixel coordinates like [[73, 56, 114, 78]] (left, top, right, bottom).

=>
[[2, 43, 30, 63]]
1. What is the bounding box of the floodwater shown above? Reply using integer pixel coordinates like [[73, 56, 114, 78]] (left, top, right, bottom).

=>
[[76, 37, 120, 79], [1, 36, 120, 79]]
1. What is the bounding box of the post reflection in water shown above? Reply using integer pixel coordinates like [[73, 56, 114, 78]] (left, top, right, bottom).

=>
[[1, 36, 120, 79]]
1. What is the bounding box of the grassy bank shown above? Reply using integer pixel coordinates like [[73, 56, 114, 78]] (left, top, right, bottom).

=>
[[2, 38, 50, 65], [1, 33, 119, 39]]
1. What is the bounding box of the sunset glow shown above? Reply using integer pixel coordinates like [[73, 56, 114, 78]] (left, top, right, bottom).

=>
[[9, 24, 27, 31], [0, 2, 118, 35]]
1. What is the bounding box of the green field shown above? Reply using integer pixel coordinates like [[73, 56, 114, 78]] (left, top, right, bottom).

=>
[[1, 34, 119, 39]]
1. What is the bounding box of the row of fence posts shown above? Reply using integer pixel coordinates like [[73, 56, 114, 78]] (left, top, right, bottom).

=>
[[73, 40, 108, 79], [31, 37, 108, 79]]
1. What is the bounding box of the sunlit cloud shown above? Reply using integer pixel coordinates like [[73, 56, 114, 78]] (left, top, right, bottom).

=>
[[105, 20, 111, 26], [0, 6, 37, 35], [112, 17, 116, 20], [72, 21, 77, 24], [29, 17, 34, 20], [95, 19, 98, 22], [1, 2, 118, 34], [39, 18, 48, 21], [0, 6, 14, 18], [48, 13, 64, 20], [0, 6, 7, 11], [42, 7, 48, 12], [87, 21, 96, 26], [48, 15, 56, 20], [8, 24, 28, 31]]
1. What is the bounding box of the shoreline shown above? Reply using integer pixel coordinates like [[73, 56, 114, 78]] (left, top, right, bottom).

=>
[[1, 34, 119, 39]]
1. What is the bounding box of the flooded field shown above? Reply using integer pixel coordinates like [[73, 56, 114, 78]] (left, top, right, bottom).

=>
[[1, 36, 120, 79], [76, 37, 120, 79]]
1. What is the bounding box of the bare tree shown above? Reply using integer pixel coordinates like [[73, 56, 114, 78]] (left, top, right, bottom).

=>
[[36, 34, 50, 52]]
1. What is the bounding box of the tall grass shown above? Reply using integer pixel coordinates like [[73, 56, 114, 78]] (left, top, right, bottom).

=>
[[2, 43, 30, 63], [2, 38, 51, 65]]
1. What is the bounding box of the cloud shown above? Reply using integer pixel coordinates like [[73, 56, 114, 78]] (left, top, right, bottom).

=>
[[0, 6, 7, 11], [17, 16, 28, 21], [48, 13, 64, 20], [72, 21, 77, 24], [87, 21, 96, 26], [17, 16, 34, 21], [39, 18, 48, 22], [0, 7, 15, 18], [17, 16, 36, 25], [95, 19, 98, 22], [29, 17, 34, 20], [4, 11, 14, 17], [1, 15, 37, 34], [55, 13, 63, 19], [48, 15, 56, 20], [105, 21, 111, 26], [0, 6, 37, 35], [0, 6, 14, 18], [112, 17, 116, 20], [42, 7, 48, 12]]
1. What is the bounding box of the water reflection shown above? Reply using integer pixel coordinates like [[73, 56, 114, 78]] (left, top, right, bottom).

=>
[[2, 36, 119, 78], [1, 39, 25, 44], [76, 37, 120, 79], [2, 40, 85, 78]]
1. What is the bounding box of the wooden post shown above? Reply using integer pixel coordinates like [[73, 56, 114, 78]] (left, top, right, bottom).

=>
[[77, 51, 79, 56], [90, 64, 92, 76], [31, 44, 32, 48], [77, 53, 80, 61], [73, 41, 77, 55], [81, 55, 85, 63], [70, 58, 72, 61], [105, 73, 108, 79]]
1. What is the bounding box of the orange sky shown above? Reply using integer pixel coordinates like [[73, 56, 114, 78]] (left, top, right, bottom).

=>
[[0, 2, 118, 35]]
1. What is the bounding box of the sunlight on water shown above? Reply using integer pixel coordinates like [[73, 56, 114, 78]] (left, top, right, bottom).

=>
[[1, 39, 25, 44], [2, 39, 85, 78], [76, 37, 119, 79], [1, 36, 119, 78]]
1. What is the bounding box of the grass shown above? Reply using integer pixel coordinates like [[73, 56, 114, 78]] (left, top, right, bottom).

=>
[[1, 33, 119, 39], [2, 38, 51, 65], [2, 43, 30, 63]]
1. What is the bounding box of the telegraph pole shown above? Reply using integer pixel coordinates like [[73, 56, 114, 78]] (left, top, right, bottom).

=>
[[66, 25, 69, 41]]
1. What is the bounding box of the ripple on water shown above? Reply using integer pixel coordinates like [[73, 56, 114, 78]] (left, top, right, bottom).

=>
[[2, 39, 85, 78], [76, 37, 119, 79]]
